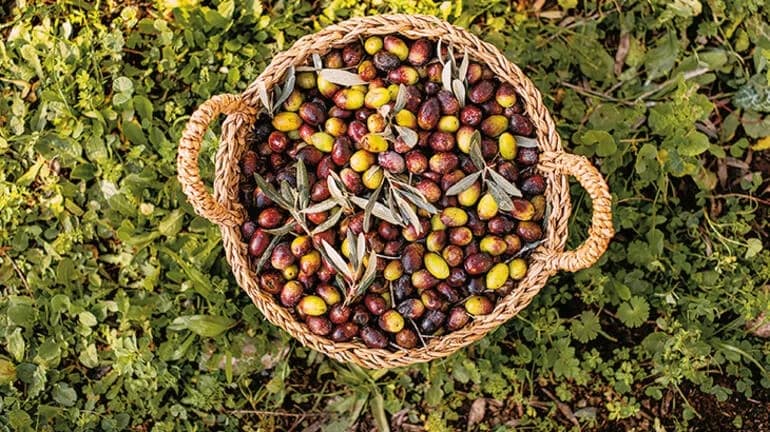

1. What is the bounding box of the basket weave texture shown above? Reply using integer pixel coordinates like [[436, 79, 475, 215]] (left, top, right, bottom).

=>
[[177, 14, 615, 369]]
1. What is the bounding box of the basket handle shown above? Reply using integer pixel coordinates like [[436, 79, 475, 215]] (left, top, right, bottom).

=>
[[177, 94, 253, 227], [539, 152, 614, 273]]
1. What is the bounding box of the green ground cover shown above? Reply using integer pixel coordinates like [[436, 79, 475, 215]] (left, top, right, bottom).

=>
[[1, 1, 769, 430]]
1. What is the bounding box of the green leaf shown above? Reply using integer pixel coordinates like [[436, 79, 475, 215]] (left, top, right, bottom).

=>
[[169, 315, 236, 338], [745, 238, 763, 259], [579, 130, 617, 157], [617, 296, 650, 328], [571, 311, 601, 343], [52, 382, 78, 407], [79, 343, 99, 368], [678, 130, 710, 156], [7, 328, 25, 362]]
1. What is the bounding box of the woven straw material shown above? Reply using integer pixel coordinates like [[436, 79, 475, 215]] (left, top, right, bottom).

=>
[[177, 14, 614, 369]]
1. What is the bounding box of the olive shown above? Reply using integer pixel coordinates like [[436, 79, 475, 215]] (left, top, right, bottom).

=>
[[373, 51, 401, 72], [429, 152, 459, 174], [259, 271, 283, 295], [429, 131, 456, 152], [342, 43, 364, 66], [516, 147, 539, 166], [324, 50, 344, 68], [509, 113, 534, 137], [358, 60, 378, 81], [479, 236, 508, 256], [306, 316, 332, 336], [477, 193, 499, 220], [509, 258, 528, 280], [361, 326, 389, 348], [411, 269, 440, 290], [408, 39, 432, 66], [498, 132, 517, 160], [388, 65, 420, 85], [299, 102, 326, 126], [331, 137, 353, 166], [426, 230, 448, 253], [442, 245, 464, 268], [465, 295, 494, 316], [383, 36, 409, 60], [420, 289, 443, 311], [437, 90, 460, 115], [364, 294, 388, 316], [531, 195, 546, 221], [426, 62, 443, 82], [446, 227, 471, 246], [331, 322, 359, 342], [468, 80, 496, 104], [437, 283, 461, 303], [414, 179, 442, 203], [460, 105, 483, 126], [379, 310, 405, 333], [417, 98, 441, 130], [405, 151, 428, 174], [497, 161, 519, 183], [487, 216, 515, 235], [465, 63, 483, 84], [333, 89, 365, 111], [280, 280, 305, 307], [299, 250, 322, 274], [248, 228, 271, 257], [340, 168, 364, 194], [297, 71, 316, 89], [446, 307, 470, 331], [510, 199, 536, 221], [457, 181, 481, 207], [464, 253, 493, 276], [397, 298, 426, 320], [272, 112, 302, 132], [241, 221, 258, 241], [486, 263, 510, 290], [395, 329, 418, 348], [504, 234, 523, 255], [521, 174, 546, 195], [364, 36, 383, 55], [480, 115, 509, 137], [352, 305, 371, 326], [271, 243, 295, 270], [424, 252, 450, 279], [419, 310, 446, 334], [516, 221, 543, 243], [325, 117, 348, 138], [329, 303, 352, 324], [298, 295, 327, 316], [347, 120, 368, 144], [317, 283, 341, 305]]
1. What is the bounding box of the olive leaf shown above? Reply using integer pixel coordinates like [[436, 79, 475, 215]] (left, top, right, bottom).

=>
[[300, 198, 339, 214], [469, 130, 485, 170], [458, 52, 469, 83], [273, 66, 296, 110], [487, 181, 514, 212], [327, 174, 346, 203], [254, 231, 286, 275], [311, 207, 343, 235], [256, 81, 272, 115], [356, 232, 366, 268], [442, 57, 453, 92], [394, 84, 408, 112], [318, 68, 369, 86], [321, 240, 353, 280], [296, 159, 309, 208], [515, 135, 539, 148], [347, 229, 359, 270], [445, 171, 481, 196], [394, 125, 418, 148], [363, 182, 383, 232], [393, 190, 422, 233], [254, 173, 291, 209], [312, 53, 323, 70], [349, 196, 403, 226], [452, 78, 466, 108], [487, 169, 523, 198], [354, 250, 378, 300], [397, 188, 439, 214]]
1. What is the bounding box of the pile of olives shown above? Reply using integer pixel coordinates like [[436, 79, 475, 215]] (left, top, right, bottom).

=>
[[239, 35, 545, 349]]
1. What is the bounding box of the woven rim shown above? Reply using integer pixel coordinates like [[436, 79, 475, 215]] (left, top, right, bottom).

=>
[[177, 14, 614, 368]]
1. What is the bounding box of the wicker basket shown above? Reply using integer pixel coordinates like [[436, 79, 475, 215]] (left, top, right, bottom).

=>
[[177, 14, 614, 369]]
